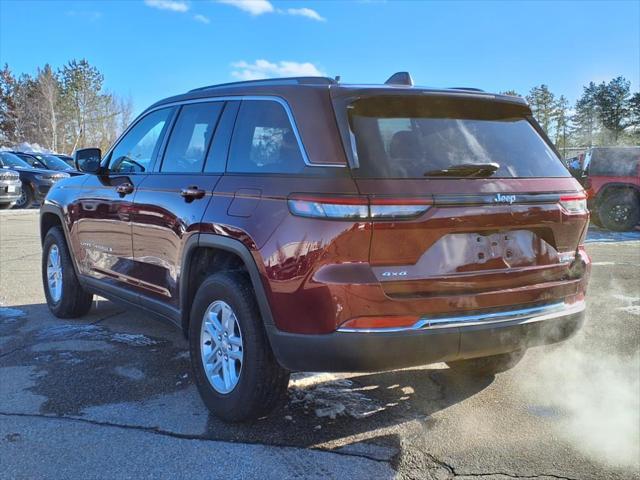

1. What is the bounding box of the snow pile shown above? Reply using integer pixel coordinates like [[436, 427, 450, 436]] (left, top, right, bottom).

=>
[[289, 373, 385, 420], [613, 293, 640, 316], [13, 142, 54, 154]]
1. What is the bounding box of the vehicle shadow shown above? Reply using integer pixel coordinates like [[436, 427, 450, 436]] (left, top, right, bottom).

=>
[[1, 301, 494, 457], [203, 366, 493, 451]]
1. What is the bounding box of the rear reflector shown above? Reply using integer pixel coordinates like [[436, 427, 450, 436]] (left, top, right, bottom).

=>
[[288, 195, 431, 220], [559, 194, 588, 214], [339, 315, 419, 330]]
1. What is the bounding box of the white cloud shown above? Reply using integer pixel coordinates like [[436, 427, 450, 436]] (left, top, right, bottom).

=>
[[231, 59, 325, 80], [218, 1, 325, 20], [218, 0, 274, 16], [144, 0, 189, 13], [285, 7, 325, 21], [193, 13, 210, 23]]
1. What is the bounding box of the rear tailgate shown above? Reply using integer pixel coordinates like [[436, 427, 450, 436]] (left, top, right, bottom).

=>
[[356, 177, 588, 298]]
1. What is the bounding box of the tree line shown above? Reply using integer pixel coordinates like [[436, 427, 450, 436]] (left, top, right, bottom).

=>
[[505, 77, 640, 156], [0, 59, 638, 157], [0, 59, 133, 155]]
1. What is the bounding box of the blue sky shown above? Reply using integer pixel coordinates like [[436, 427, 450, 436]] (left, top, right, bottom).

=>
[[1, 0, 638, 115]]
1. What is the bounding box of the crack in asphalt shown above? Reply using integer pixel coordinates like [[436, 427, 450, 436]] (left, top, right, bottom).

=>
[[0, 411, 393, 466], [0, 309, 125, 360], [456, 474, 579, 480], [399, 448, 579, 480]]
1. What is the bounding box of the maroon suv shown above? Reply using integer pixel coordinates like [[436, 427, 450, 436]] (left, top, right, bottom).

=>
[[40, 73, 591, 421]]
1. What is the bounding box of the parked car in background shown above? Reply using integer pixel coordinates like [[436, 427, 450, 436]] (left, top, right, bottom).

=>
[[0, 152, 69, 208], [40, 74, 590, 422], [0, 168, 21, 209], [578, 146, 640, 231], [54, 154, 75, 168], [12, 151, 80, 174]]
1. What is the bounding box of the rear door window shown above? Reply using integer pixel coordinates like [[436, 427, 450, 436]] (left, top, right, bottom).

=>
[[227, 100, 305, 174], [161, 102, 224, 173], [346, 96, 570, 179]]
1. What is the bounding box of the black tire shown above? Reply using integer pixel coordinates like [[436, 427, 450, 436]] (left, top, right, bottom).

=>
[[598, 190, 640, 232], [14, 184, 33, 209], [189, 271, 290, 422], [42, 226, 93, 318], [446, 349, 525, 376]]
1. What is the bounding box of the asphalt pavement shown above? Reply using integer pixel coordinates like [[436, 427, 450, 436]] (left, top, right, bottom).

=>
[[1, 210, 639, 479]]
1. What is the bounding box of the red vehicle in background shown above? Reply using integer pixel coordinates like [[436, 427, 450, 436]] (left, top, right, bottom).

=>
[[578, 147, 640, 231]]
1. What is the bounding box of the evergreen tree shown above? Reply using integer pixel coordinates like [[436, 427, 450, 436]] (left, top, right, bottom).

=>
[[0, 64, 19, 144], [59, 59, 105, 152], [572, 82, 599, 147], [526, 84, 557, 136], [594, 76, 631, 142]]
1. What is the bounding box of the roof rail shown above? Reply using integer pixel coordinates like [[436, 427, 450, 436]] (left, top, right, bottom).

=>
[[189, 76, 337, 92], [449, 87, 485, 92]]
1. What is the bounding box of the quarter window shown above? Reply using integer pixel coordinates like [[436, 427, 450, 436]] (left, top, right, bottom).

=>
[[227, 100, 305, 174], [161, 103, 223, 173], [110, 108, 174, 174]]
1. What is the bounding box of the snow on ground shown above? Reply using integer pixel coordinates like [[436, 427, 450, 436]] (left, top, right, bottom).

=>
[[0, 306, 26, 324], [36, 324, 159, 347], [586, 226, 640, 243], [289, 373, 385, 420]]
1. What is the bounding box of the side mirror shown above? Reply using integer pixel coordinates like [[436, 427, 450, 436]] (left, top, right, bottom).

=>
[[74, 148, 102, 174]]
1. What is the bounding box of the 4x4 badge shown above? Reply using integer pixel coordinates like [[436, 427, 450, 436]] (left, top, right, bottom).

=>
[[494, 193, 516, 204]]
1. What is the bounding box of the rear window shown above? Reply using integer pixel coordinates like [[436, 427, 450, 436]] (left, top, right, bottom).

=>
[[347, 96, 570, 179], [589, 148, 640, 176]]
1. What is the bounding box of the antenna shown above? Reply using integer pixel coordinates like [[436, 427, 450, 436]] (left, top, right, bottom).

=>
[[385, 72, 413, 86]]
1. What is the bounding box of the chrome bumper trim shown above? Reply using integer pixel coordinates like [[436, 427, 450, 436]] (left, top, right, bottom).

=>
[[337, 301, 585, 333]]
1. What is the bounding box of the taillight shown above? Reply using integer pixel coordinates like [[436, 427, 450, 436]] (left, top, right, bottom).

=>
[[288, 195, 431, 220], [369, 197, 431, 219], [287, 196, 369, 219], [559, 194, 588, 214]]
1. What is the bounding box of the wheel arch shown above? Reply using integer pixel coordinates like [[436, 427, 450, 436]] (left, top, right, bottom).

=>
[[180, 234, 275, 336], [39, 203, 83, 279]]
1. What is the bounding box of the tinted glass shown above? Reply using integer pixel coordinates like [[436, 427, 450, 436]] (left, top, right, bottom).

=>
[[42, 154, 74, 171], [17, 154, 45, 168], [110, 108, 173, 174], [0, 152, 33, 169], [161, 102, 223, 173], [204, 101, 239, 173], [347, 96, 570, 178], [227, 100, 304, 174], [589, 148, 640, 176]]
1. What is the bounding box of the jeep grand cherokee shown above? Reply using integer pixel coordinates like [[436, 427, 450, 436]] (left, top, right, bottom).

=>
[[40, 73, 590, 421]]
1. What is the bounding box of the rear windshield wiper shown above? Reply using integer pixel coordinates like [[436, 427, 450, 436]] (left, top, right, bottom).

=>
[[423, 162, 500, 178]]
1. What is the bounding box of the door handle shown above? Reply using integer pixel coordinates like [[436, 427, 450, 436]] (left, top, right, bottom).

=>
[[116, 183, 134, 196], [180, 186, 206, 202]]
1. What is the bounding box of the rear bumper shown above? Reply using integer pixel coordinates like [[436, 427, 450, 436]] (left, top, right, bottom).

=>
[[268, 301, 585, 372]]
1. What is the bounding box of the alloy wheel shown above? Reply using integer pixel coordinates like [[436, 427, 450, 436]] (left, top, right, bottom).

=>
[[200, 300, 244, 394], [46, 244, 63, 303]]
